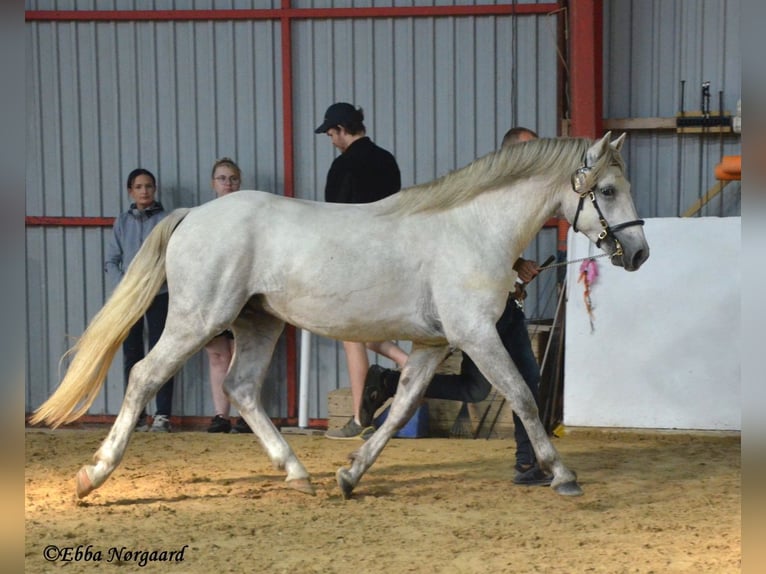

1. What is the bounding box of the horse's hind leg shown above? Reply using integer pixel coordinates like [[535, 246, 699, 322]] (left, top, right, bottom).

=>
[[336, 345, 450, 499], [226, 307, 314, 495], [76, 321, 209, 498]]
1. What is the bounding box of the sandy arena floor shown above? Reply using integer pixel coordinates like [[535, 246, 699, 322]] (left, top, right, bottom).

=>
[[25, 427, 740, 573]]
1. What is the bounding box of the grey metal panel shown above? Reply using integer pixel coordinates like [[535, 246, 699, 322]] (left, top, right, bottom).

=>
[[26, 17, 286, 420], [25, 229, 47, 410], [604, 0, 741, 219]]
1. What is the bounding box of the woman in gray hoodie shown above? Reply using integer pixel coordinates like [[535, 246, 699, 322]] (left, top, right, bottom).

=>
[[104, 168, 174, 432]]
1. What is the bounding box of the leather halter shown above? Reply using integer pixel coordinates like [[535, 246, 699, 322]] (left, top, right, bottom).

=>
[[570, 162, 644, 256]]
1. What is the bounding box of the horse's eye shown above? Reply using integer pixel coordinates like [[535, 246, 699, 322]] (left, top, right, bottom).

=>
[[600, 186, 615, 198]]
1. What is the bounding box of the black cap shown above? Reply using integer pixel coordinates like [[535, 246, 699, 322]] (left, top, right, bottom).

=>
[[314, 102, 362, 133]]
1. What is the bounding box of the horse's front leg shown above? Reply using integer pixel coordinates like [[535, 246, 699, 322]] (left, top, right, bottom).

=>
[[336, 344, 450, 499], [462, 332, 582, 496], [77, 334, 193, 498], [227, 309, 314, 495]]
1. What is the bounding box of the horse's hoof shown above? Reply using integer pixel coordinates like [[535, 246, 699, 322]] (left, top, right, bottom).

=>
[[335, 468, 355, 500], [553, 480, 583, 497], [286, 477, 316, 496], [75, 467, 95, 499]]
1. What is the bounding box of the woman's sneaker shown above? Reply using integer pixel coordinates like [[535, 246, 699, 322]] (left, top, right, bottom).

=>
[[150, 414, 171, 433], [207, 415, 232, 433]]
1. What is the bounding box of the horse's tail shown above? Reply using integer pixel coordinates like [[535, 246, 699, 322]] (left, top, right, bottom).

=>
[[28, 207, 192, 428]]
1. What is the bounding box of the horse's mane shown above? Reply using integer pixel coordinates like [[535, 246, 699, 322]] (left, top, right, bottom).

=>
[[385, 137, 623, 215]]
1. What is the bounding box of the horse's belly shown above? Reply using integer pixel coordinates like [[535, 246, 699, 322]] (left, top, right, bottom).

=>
[[259, 294, 445, 344]]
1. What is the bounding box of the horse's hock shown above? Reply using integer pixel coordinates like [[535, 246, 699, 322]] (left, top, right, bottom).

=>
[[327, 324, 551, 437]]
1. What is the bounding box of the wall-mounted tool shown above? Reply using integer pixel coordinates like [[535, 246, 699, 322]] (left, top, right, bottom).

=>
[[676, 79, 732, 133]]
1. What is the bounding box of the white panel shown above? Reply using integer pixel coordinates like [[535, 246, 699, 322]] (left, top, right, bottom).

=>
[[564, 217, 740, 430]]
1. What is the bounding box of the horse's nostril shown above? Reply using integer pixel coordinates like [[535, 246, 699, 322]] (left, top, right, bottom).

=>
[[631, 249, 648, 269]]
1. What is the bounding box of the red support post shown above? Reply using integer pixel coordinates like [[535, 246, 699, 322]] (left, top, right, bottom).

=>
[[568, 0, 603, 139], [561, 0, 604, 245], [280, 0, 298, 419]]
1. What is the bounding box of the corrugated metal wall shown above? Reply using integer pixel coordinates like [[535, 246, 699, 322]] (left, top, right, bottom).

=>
[[603, 0, 741, 218], [25, 0, 742, 422], [25, 2, 559, 421], [25, 14, 288, 419]]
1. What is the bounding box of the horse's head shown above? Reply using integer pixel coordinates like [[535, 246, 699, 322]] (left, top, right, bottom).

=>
[[562, 132, 650, 271]]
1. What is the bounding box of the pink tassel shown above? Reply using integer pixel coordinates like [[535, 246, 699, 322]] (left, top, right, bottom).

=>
[[577, 258, 598, 332], [579, 258, 599, 285]]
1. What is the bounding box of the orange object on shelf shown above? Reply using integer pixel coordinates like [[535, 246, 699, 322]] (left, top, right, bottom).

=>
[[714, 155, 741, 181]]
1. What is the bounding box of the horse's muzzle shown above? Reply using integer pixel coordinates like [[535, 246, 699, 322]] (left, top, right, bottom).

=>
[[611, 243, 649, 271]]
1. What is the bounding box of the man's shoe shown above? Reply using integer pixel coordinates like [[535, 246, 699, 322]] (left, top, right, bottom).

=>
[[207, 415, 232, 433], [359, 365, 394, 428], [513, 464, 553, 486], [325, 417, 370, 440], [231, 417, 252, 434], [150, 414, 171, 433]]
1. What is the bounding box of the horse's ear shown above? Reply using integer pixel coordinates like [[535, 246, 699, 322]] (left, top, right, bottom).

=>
[[585, 132, 611, 166], [611, 132, 627, 151]]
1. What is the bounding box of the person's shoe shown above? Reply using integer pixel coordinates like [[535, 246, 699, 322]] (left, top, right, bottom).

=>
[[134, 414, 149, 432], [325, 417, 370, 440], [359, 365, 394, 428], [513, 463, 553, 486], [207, 415, 231, 433], [231, 417, 252, 434], [360, 425, 376, 441], [150, 414, 171, 433]]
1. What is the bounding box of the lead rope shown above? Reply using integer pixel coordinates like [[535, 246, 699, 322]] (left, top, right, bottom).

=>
[[536, 251, 610, 271]]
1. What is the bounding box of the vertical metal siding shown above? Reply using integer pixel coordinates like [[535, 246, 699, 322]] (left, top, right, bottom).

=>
[[603, 0, 741, 219], [26, 16, 286, 420]]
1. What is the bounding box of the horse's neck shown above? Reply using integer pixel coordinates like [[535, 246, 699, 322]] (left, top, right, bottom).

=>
[[475, 178, 561, 254]]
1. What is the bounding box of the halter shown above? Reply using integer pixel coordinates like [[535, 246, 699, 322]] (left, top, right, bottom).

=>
[[570, 160, 644, 257]]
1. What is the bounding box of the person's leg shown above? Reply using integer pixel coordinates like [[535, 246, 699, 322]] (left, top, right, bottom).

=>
[[359, 352, 492, 425], [122, 317, 147, 424], [206, 335, 233, 416], [145, 293, 174, 428], [425, 354, 492, 402], [344, 340, 369, 423], [501, 305, 540, 471], [205, 333, 234, 432], [325, 341, 370, 439], [365, 340, 408, 368]]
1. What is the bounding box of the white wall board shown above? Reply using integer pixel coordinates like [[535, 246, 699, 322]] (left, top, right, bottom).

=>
[[564, 217, 740, 430]]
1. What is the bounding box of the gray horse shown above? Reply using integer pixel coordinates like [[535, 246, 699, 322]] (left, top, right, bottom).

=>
[[31, 133, 649, 500]]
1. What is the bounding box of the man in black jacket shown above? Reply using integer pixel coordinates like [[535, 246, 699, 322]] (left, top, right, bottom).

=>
[[315, 102, 401, 203], [315, 102, 409, 439]]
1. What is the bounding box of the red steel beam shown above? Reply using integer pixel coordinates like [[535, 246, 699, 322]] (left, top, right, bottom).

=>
[[563, 0, 603, 243], [25, 216, 114, 227], [280, 0, 298, 419], [26, 5, 560, 22], [568, 0, 603, 139]]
